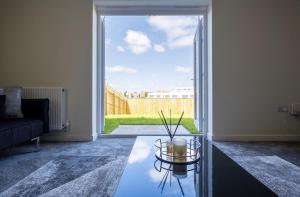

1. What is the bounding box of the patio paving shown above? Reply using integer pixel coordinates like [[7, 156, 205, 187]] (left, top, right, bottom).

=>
[[110, 125, 190, 135]]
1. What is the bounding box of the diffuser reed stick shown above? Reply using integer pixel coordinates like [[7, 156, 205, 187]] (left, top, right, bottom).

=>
[[158, 112, 169, 131], [158, 111, 172, 139], [158, 110, 184, 139], [169, 109, 171, 135], [172, 111, 184, 138]]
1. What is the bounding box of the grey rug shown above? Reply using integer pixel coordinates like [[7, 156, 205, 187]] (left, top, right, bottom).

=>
[[1, 156, 126, 197], [233, 155, 300, 197], [41, 157, 126, 197], [0, 138, 135, 197]]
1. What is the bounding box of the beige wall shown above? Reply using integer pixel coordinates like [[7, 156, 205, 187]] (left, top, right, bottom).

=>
[[211, 0, 300, 140], [0, 0, 95, 141]]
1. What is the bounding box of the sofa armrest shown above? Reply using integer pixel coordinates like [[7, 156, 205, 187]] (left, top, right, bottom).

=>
[[21, 99, 50, 133]]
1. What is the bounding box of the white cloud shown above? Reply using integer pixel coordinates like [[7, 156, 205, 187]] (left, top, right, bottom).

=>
[[148, 169, 165, 182], [106, 65, 137, 74], [148, 16, 197, 49], [151, 73, 159, 78], [153, 44, 166, 53], [116, 45, 125, 52], [175, 66, 192, 74], [128, 140, 150, 164], [124, 30, 151, 54]]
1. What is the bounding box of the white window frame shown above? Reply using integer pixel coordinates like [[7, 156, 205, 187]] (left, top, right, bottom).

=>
[[96, 5, 208, 136]]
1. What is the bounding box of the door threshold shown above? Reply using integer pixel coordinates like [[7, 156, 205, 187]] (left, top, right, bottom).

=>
[[98, 133, 205, 138]]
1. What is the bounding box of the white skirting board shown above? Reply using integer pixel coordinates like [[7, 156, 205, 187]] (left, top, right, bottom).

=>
[[41, 132, 96, 142]]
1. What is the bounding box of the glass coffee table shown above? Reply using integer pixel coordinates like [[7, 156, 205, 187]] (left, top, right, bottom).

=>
[[114, 136, 276, 197]]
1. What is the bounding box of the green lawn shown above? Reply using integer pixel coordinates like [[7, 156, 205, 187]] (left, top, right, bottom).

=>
[[104, 115, 200, 134]]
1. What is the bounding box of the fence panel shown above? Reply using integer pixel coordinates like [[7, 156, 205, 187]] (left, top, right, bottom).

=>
[[105, 86, 194, 117], [127, 98, 193, 117], [105, 86, 128, 115]]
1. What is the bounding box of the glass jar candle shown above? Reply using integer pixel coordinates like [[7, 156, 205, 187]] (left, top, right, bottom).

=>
[[173, 138, 187, 156], [166, 139, 173, 155], [172, 138, 187, 163]]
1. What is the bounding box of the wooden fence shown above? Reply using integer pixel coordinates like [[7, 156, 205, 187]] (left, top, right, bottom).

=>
[[105, 86, 194, 117], [127, 98, 193, 117], [105, 86, 129, 115]]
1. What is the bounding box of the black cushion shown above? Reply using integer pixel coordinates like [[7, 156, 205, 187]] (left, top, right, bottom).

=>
[[0, 95, 7, 120], [22, 99, 50, 132]]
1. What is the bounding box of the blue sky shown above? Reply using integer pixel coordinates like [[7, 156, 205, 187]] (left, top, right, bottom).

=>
[[105, 16, 198, 92]]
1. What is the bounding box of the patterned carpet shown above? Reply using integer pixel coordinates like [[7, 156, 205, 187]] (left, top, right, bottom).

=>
[[233, 155, 300, 197], [215, 141, 300, 197], [0, 138, 135, 197]]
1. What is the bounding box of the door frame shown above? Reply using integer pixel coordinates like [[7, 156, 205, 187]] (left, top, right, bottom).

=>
[[194, 16, 208, 133], [97, 16, 105, 135], [96, 5, 209, 136]]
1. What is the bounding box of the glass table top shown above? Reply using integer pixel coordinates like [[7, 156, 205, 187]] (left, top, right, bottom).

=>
[[114, 136, 277, 197]]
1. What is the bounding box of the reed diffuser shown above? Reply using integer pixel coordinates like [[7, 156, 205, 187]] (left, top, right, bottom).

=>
[[158, 110, 185, 159]]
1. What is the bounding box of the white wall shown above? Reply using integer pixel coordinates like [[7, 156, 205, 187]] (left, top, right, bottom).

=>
[[211, 0, 300, 140], [0, 0, 95, 141]]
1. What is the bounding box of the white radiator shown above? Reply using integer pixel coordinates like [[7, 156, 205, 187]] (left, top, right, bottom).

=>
[[22, 87, 66, 131]]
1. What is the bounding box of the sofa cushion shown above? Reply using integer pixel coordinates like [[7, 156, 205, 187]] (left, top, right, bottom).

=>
[[0, 124, 13, 149], [0, 123, 9, 131], [0, 119, 43, 145], [0, 95, 7, 120], [23, 119, 44, 138], [12, 123, 31, 144], [0, 87, 24, 118]]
